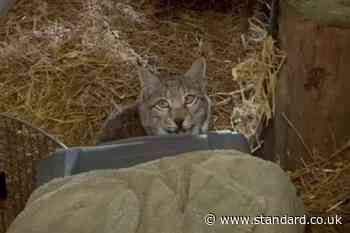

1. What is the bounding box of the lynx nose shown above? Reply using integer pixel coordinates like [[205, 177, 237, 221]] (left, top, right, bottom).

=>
[[174, 118, 184, 128]]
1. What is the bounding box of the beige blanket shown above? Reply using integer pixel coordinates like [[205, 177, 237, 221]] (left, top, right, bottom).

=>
[[7, 150, 305, 233]]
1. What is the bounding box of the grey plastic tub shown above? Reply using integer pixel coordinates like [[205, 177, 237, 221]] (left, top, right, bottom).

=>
[[0, 0, 16, 16], [36, 131, 251, 186]]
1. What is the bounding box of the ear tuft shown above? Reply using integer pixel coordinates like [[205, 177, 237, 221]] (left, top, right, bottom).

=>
[[138, 67, 160, 88], [138, 67, 161, 97], [184, 57, 206, 83]]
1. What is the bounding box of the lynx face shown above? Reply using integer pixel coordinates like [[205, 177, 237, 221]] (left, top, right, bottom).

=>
[[138, 58, 211, 136]]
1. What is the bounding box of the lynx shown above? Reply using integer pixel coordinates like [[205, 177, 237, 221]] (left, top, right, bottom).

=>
[[96, 57, 211, 144]]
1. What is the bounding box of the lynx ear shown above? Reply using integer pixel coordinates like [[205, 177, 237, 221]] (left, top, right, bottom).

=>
[[184, 57, 206, 84], [138, 67, 161, 95]]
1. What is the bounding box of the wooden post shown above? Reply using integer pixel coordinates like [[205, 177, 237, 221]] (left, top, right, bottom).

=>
[[274, 0, 350, 168]]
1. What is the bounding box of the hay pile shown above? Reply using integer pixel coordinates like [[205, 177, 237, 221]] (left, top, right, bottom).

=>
[[0, 0, 275, 146], [0, 0, 146, 146], [231, 17, 285, 146], [291, 147, 350, 233], [0, 0, 348, 233]]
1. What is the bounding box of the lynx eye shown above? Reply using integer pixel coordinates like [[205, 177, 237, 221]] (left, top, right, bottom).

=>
[[155, 99, 170, 109], [184, 94, 197, 105]]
